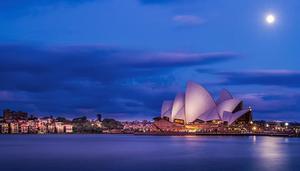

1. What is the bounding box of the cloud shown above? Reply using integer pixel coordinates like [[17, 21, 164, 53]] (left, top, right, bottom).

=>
[[239, 92, 300, 121], [1, 46, 298, 121], [130, 52, 237, 68], [0, 44, 235, 118], [173, 15, 205, 27], [217, 70, 300, 88]]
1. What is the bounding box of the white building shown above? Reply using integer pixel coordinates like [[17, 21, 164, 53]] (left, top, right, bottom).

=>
[[161, 81, 252, 125]]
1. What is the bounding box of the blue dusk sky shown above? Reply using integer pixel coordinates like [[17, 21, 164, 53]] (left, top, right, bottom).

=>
[[0, 0, 300, 121]]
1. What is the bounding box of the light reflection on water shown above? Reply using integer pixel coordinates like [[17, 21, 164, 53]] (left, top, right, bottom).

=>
[[252, 136, 288, 171], [0, 135, 299, 171]]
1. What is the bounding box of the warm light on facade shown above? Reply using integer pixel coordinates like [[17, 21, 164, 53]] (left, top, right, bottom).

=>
[[160, 81, 253, 126]]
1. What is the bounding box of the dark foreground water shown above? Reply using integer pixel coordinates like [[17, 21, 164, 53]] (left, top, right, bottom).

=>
[[0, 135, 300, 171]]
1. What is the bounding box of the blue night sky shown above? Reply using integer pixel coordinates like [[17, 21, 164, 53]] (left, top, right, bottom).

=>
[[0, 0, 300, 121]]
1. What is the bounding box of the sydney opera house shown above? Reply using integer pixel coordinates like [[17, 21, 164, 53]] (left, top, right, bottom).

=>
[[160, 81, 252, 126]]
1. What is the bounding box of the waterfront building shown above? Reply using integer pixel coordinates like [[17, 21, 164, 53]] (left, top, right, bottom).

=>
[[160, 81, 252, 125], [10, 122, 19, 134], [64, 124, 73, 133], [55, 122, 73, 133], [55, 122, 65, 133], [38, 124, 48, 134], [0, 123, 9, 133], [47, 124, 56, 133], [93, 120, 102, 128], [28, 120, 38, 133], [153, 119, 185, 132], [122, 120, 156, 133], [19, 122, 29, 134]]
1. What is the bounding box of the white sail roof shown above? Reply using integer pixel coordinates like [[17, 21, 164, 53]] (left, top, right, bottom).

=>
[[216, 89, 233, 105], [160, 100, 173, 118], [174, 106, 185, 121], [229, 109, 250, 125], [217, 99, 242, 119], [198, 108, 220, 121], [171, 92, 185, 122], [185, 81, 216, 123], [159, 81, 252, 125], [222, 111, 232, 123], [223, 109, 250, 125]]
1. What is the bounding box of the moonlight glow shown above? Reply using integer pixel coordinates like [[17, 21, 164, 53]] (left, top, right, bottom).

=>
[[266, 14, 275, 24]]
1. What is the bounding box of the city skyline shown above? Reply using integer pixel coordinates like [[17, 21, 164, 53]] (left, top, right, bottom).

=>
[[1, 0, 300, 121]]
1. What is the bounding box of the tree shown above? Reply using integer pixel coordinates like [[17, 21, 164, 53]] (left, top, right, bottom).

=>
[[56, 117, 67, 122], [72, 116, 87, 123], [102, 119, 123, 130]]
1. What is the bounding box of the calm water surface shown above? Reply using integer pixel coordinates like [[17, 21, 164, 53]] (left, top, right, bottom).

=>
[[0, 135, 299, 171]]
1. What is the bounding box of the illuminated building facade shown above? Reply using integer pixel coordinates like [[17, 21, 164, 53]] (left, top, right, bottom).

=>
[[160, 81, 252, 125]]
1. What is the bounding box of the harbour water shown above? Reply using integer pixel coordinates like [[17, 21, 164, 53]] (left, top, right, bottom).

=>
[[0, 135, 299, 171]]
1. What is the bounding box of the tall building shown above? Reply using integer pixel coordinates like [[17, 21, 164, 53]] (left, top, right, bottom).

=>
[[97, 114, 102, 121]]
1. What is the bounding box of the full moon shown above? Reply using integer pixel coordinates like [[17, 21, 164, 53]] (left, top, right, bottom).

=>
[[266, 14, 275, 24]]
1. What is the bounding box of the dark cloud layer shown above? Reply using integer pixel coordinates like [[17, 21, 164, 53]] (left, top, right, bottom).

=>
[[210, 70, 300, 121], [241, 92, 300, 121], [218, 70, 300, 88], [0, 44, 235, 119], [1, 44, 299, 121]]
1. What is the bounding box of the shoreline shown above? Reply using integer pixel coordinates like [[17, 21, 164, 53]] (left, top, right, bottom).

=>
[[1, 132, 299, 138], [133, 132, 300, 138]]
